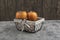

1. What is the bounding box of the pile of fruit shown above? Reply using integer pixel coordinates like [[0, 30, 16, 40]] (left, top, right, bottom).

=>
[[16, 11, 38, 21]]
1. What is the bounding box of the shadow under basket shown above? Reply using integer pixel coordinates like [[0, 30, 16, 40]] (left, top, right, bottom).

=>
[[14, 17, 45, 33]]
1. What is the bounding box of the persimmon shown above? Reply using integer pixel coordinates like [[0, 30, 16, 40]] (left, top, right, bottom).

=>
[[20, 11, 27, 19], [28, 11, 38, 21], [16, 11, 27, 19], [16, 12, 20, 19]]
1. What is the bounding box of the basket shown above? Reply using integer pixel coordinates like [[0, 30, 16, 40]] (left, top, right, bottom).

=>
[[14, 17, 45, 33]]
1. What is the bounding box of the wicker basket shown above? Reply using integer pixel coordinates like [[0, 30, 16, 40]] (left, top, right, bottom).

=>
[[14, 17, 45, 33]]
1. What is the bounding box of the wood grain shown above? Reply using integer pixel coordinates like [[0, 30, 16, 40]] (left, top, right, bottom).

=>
[[0, 0, 59, 20]]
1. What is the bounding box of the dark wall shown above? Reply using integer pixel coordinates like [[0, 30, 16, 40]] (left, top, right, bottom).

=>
[[0, 0, 59, 21]]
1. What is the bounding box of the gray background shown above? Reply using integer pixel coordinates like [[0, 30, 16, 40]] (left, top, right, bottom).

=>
[[0, 20, 60, 40]]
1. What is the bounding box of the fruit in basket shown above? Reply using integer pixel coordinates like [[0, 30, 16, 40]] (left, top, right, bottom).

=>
[[16, 11, 20, 19], [16, 11, 27, 19], [27, 11, 38, 21], [20, 11, 27, 19]]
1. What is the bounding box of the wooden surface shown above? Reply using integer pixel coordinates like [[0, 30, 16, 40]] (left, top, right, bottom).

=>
[[0, 20, 60, 40], [0, 0, 60, 20]]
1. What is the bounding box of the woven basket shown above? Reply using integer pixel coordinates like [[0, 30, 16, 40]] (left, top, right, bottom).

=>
[[14, 17, 45, 33]]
